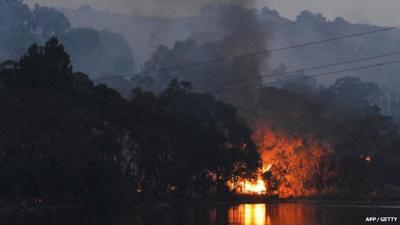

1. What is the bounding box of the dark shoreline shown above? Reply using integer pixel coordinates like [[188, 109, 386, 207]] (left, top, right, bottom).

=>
[[1, 197, 399, 214]]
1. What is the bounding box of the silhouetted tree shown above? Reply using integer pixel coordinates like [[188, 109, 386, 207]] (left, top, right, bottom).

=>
[[0, 39, 260, 206]]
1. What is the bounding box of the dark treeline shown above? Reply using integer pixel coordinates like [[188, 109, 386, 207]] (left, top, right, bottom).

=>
[[0, 39, 259, 207]]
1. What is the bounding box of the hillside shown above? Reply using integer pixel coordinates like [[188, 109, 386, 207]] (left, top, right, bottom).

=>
[[59, 6, 400, 116], [60, 6, 400, 85]]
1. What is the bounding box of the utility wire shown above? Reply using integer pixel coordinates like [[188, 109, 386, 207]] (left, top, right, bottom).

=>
[[93, 26, 399, 82], [193, 51, 400, 91], [212, 59, 400, 95]]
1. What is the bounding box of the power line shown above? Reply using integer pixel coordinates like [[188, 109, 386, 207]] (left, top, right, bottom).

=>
[[212, 59, 400, 95], [94, 73, 134, 82], [193, 51, 400, 91], [93, 26, 399, 82]]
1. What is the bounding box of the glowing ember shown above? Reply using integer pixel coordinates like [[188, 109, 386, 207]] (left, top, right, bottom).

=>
[[360, 154, 373, 162], [136, 183, 143, 193]]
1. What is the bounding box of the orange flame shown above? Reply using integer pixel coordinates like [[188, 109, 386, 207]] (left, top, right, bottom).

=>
[[229, 123, 333, 198], [228, 163, 272, 195], [242, 179, 267, 195]]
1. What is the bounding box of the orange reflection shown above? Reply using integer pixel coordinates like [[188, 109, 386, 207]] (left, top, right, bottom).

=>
[[229, 204, 267, 225]]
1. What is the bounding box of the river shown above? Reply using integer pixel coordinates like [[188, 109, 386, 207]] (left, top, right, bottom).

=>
[[1, 203, 399, 225]]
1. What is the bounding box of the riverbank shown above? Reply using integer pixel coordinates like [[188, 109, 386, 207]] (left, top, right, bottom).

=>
[[2, 201, 398, 225], [1, 195, 399, 214]]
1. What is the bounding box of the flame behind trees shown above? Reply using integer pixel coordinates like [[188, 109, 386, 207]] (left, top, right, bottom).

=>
[[228, 124, 335, 198], [232, 78, 400, 198], [254, 126, 335, 198]]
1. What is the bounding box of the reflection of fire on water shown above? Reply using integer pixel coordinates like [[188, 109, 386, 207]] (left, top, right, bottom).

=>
[[229, 204, 267, 225]]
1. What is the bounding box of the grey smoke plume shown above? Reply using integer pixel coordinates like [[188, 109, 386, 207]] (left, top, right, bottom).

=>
[[25, 0, 400, 26], [25, 0, 257, 17], [136, 3, 271, 110]]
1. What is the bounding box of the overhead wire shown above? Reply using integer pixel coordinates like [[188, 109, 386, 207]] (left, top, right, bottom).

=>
[[212, 59, 400, 95], [193, 51, 400, 91], [93, 26, 399, 82]]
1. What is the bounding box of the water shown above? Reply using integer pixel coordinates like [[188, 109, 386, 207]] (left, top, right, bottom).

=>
[[1, 203, 399, 225]]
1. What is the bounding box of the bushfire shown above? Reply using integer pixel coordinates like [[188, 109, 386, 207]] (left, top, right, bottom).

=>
[[229, 126, 333, 198], [228, 164, 272, 195]]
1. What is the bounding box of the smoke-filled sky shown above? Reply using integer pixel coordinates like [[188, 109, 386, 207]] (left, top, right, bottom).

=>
[[24, 0, 398, 26]]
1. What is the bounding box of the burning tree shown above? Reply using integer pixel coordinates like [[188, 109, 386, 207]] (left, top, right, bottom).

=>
[[228, 124, 335, 198], [254, 126, 335, 198]]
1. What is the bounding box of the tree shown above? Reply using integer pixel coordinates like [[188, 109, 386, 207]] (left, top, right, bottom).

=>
[[32, 5, 71, 39], [0, 38, 132, 206], [128, 80, 260, 198], [296, 10, 327, 25], [0, 40, 260, 205], [0, 0, 37, 59], [253, 124, 334, 197], [249, 77, 400, 198], [323, 77, 382, 118]]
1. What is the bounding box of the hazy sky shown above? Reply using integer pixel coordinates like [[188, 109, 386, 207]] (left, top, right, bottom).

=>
[[24, 0, 399, 26]]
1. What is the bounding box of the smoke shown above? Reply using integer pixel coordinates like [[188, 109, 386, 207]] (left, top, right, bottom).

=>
[[143, 0, 263, 71], [22, 0, 273, 101], [24, 0, 257, 17], [265, 0, 396, 26], [128, 0, 259, 18], [135, 3, 272, 113], [213, 3, 270, 91], [24, 0, 400, 26]]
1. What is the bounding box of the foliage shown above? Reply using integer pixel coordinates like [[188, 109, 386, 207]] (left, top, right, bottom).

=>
[[0, 39, 259, 205], [128, 81, 260, 198]]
